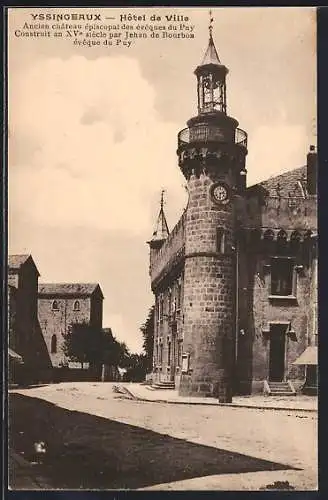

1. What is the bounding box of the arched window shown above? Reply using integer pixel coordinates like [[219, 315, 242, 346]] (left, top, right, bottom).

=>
[[263, 229, 274, 241], [51, 334, 57, 354], [52, 300, 59, 311], [290, 231, 301, 255], [276, 229, 288, 255], [73, 300, 80, 311]]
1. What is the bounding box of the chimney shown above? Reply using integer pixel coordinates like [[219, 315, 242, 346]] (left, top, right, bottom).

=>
[[307, 145, 317, 195]]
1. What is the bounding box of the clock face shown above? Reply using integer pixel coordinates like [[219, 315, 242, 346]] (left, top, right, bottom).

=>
[[213, 183, 229, 204]]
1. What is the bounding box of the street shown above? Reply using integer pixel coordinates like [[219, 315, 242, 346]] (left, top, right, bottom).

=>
[[9, 382, 317, 490]]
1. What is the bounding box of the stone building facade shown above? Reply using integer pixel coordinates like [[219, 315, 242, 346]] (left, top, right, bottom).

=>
[[148, 31, 317, 399], [38, 283, 104, 367], [8, 255, 52, 382]]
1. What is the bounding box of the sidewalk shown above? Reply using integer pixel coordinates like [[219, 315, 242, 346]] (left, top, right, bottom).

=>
[[122, 384, 318, 412]]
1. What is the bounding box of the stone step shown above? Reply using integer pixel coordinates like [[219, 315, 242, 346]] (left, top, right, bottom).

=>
[[270, 389, 291, 392], [268, 384, 292, 389], [268, 392, 297, 396], [266, 381, 296, 396], [152, 382, 175, 390]]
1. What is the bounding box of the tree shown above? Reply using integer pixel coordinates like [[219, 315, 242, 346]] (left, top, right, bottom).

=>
[[102, 331, 130, 368], [140, 305, 155, 372], [123, 353, 148, 382], [62, 322, 103, 369]]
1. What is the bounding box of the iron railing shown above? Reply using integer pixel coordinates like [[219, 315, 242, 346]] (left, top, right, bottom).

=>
[[178, 125, 248, 149]]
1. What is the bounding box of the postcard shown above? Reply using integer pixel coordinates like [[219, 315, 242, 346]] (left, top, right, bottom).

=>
[[7, 6, 317, 491]]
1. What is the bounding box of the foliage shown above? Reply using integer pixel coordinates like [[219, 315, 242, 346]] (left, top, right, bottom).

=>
[[140, 305, 155, 372], [62, 307, 155, 382], [62, 323, 103, 368], [123, 353, 148, 382], [102, 332, 130, 368], [62, 323, 130, 370]]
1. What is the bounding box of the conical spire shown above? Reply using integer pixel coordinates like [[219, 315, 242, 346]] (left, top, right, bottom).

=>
[[200, 11, 221, 67], [151, 190, 169, 242]]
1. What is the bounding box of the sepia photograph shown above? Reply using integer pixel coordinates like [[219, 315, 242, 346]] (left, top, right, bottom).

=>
[[7, 6, 317, 491]]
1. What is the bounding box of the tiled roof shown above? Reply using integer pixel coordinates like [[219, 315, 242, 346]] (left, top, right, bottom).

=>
[[8, 254, 40, 276], [38, 283, 103, 298], [200, 34, 221, 66], [8, 254, 31, 269], [249, 166, 307, 198]]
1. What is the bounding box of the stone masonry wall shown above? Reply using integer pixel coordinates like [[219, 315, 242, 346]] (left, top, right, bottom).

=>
[[248, 255, 310, 392], [38, 297, 92, 367], [150, 214, 185, 285], [180, 173, 236, 397], [11, 265, 52, 377]]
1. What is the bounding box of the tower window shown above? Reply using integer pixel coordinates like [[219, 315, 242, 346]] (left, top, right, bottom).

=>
[[160, 296, 164, 322], [73, 300, 80, 311], [52, 300, 59, 311], [168, 340, 171, 364], [168, 289, 172, 315], [51, 334, 57, 354], [216, 228, 226, 254], [177, 282, 182, 310], [271, 257, 295, 297], [177, 341, 182, 367]]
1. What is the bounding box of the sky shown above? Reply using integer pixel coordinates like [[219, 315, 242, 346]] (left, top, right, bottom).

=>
[[8, 7, 316, 353]]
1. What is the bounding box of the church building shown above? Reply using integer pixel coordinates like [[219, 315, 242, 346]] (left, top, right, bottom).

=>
[[147, 26, 317, 400]]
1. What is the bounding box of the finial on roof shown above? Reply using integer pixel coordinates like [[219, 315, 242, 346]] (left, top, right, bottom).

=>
[[160, 189, 165, 211], [150, 190, 169, 243], [209, 10, 214, 38], [198, 11, 221, 67]]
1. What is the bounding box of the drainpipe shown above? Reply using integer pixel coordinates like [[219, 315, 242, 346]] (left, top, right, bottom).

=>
[[235, 237, 239, 390]]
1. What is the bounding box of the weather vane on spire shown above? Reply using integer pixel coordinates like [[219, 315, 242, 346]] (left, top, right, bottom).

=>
[[209, 10, 214, 37], [160, 189, 166, 210]]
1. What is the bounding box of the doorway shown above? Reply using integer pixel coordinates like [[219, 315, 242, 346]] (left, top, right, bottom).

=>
[[269, 325, 286, 382]]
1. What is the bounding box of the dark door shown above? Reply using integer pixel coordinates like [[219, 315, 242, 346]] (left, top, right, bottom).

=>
[[269, 327, 286, 381]]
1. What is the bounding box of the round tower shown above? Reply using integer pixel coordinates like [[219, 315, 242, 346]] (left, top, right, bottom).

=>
[[177, 21, 248, 400]]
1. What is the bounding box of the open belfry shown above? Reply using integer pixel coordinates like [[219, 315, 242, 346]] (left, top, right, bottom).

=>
[[148, 17, 317, 400]]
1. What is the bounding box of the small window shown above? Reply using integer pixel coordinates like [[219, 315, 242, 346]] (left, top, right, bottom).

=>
[[168, 289, 172, 315], [177, 341, 182, 367], [160, 296, 164, 322], [51, 334, 57, 354], [177, 282, 182, 310], [216, 228, 226, 254], [73, 300, 80, 311], [167, 341, 171, 364], [271, 258, 294, 296], [52, 300, 59, 311]]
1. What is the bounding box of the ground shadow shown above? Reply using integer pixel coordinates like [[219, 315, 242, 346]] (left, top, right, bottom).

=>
[[9, 394, 298, 490]]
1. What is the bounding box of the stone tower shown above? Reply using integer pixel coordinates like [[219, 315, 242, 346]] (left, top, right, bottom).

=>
[[177, 23, 248, 400]]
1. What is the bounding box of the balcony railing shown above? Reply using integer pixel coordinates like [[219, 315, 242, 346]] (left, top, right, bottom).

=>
[[178, 125, 247, 149]]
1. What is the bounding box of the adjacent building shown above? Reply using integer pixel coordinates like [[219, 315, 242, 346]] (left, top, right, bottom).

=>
[[8, 255, 52, 383], [38, 283, 104, 367], [8, 254, 105, 383], [148, 30, 317, 399]]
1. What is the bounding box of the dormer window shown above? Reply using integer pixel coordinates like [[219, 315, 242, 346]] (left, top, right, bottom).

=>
[[73, 300, 80, 311], [52, 300, 59, 311]]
